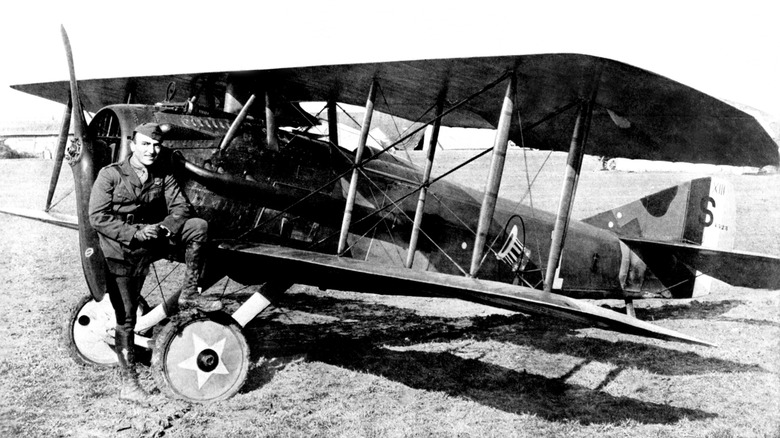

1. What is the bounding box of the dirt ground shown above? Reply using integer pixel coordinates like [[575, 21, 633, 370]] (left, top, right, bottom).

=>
[[0, 152, 778, 438]]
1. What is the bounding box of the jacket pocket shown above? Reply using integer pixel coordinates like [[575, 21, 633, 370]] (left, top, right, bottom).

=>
[[114, 189, 137, 204]]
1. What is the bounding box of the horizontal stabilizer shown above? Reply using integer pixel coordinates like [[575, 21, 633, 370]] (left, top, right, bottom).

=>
[[219, 242, 714, 346], [621, 237, 780, 290], [0, 207, 79, 230]]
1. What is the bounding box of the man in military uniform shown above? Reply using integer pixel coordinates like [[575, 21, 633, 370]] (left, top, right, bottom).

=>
[[89, 122, 222, 405]]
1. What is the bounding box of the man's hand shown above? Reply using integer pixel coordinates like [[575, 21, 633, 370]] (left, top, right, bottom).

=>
[[134, 224, 160, 242]]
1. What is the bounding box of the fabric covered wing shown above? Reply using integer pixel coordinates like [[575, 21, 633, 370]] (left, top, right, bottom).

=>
[[218, 242, 712, 346], [0, 207, 79, 230], [12, 54, 778, 167], [621, 237, 780, 290]]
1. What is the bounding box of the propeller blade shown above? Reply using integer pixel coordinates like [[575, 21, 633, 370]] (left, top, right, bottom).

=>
[[60, 25, 88, 142], [45, 95, 71, 211], [58, 25, 109, 302]]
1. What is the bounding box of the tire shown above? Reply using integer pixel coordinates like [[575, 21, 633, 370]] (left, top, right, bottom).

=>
[[151, 312, 250, 403], [63, 294, 148, 367]]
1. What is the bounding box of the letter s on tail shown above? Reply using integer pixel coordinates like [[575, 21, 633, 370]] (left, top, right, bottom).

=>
[[685, 178, 735, 297]]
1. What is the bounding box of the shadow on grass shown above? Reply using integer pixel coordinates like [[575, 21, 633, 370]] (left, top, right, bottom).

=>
[[233, 292, 775, 423], [601, 299, 780, 328], [241, 326, 716, 425], [463, 315, 768, 377], [244, 293, 766, 375], [318, 340, 715, 425]]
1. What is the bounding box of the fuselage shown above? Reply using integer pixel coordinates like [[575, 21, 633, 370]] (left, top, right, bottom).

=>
[[86, 104, 629, 299]]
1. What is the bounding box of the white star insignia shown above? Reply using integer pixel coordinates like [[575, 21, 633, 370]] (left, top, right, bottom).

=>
[[178, 333, 230, 389]]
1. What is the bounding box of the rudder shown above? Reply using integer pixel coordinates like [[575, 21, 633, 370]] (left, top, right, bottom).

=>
[[584, 177, 735, 298], [686, 178, 735, 296]]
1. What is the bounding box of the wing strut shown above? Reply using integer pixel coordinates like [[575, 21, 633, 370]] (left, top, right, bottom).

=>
[[337, 80, 377, 255], [327, 100, 339, 147], [470, 74, 516, 276], [265, 91, 279, 151], [405, 94, 445, 268], [45, 94, 72, 212], [543, 69, 601, 293], [219, 94, 256, 150]]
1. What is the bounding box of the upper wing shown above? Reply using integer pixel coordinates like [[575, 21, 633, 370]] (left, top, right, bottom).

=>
[[218, 241, 713, 346], [621, 237, 780, 290], [12, 54, 778, 167]]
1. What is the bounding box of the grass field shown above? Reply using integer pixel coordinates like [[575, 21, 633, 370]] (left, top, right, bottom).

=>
[[0, 151, 778, 437]]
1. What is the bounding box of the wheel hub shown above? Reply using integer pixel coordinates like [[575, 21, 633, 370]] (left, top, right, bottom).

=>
[[197, 349, 219, 372]]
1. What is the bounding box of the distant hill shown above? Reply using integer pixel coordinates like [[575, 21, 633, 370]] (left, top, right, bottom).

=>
[[0, 118, 69, 159], [0, 139, 36, 158]]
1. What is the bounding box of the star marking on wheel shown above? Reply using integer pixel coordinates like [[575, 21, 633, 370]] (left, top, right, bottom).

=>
[[178, 333, 229, 389]]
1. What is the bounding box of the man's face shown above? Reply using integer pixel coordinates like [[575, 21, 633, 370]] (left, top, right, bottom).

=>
[[130, 132, 162, 166]]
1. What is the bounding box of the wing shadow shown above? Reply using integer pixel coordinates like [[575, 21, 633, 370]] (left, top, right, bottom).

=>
[[240, 323, 715, 425], [601, 299, 780, 328], [238, 292, 766, 376], [232, 291, 771, 423], [314, 339, 714, 425]]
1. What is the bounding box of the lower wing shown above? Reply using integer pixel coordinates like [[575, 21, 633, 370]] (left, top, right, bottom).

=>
[[0, 207, 79, 230], [218, 242, 714, 346]]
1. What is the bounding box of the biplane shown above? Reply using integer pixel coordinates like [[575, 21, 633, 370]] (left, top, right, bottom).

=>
[[2, 26, 779, 403]]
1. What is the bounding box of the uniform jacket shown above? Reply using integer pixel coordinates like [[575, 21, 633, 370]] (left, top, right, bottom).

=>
[[88, 154, 192, 261]]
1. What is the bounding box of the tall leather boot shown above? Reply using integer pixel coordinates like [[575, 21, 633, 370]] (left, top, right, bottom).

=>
[[116, 330, 153, 406], [178, 242, 223, 312]]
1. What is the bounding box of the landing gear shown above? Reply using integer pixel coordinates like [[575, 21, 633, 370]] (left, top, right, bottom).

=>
[[151, 312, 250, 403], [63, 294, 148, 367], [64, 275, 267, 403], [625, 298, 636, 318]]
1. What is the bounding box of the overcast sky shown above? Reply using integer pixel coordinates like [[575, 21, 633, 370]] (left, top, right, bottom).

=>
[[1, 1, 777, 121]]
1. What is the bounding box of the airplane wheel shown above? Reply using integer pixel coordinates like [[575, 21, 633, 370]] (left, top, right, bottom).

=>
[[151, 312, 249, 403], [63, 294, 147, 367]]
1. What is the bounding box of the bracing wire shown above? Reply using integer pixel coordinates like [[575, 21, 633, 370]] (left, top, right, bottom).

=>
[[148, 262, 171, 315], [47, 186, 75, 211], [309, 146, 499, 276], [236, 71, 512, 242], [376, 82, 420, 165], [472, 96, 580, 276]]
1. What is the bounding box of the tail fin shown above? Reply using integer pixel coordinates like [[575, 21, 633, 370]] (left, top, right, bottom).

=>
[[688, 178, 735, 296], [584, 177, 735, 297]]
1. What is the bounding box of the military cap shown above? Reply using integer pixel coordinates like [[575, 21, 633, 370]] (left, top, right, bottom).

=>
[[133, 123, 167, 141]]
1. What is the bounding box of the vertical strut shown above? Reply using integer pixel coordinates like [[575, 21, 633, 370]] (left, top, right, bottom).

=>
[[337, 81, 377, 255], [220, 94, 256, 150], [543, 96, 597, 293], [224, 79, 242, 114], [327, 100, 339, 147], [265, 91, 279, 151], [46, 95, 72, 212], [470, 75, 516, 277], [405, 96, 444, 268]]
